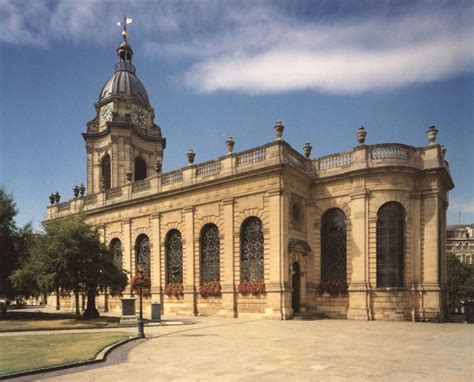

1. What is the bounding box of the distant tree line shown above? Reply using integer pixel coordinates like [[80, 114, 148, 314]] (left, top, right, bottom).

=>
[[0, 187, 127, 318]]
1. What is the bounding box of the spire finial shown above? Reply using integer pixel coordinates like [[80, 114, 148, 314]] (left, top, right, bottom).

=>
[[117, 14, 133, 40]]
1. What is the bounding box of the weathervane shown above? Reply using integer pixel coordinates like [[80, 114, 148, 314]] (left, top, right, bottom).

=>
[[117, 14, 133, 40]]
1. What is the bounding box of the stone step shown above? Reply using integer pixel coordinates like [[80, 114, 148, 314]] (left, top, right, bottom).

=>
[[292, 311, 328, 320]]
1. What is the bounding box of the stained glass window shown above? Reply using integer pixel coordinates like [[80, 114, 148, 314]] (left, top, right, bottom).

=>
[[200, 224, 220, 284], [135, 234, 151, 276], [321, 209, 347, 282], [377, 202, 405, 287], [101, 154, 111, 190], [110, 238, 122, 269], [240, 217, 264, 282], [166, 230, 183, 284]]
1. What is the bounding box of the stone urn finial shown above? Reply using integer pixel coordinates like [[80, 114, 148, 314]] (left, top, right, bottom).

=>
[[274, 120, 284, 140], [226, 136, 235, 154], [49, 193, 55, 205], [154, 159, 162, 174], [79, 183, 85, 197], [73, 185, 79, 198], [54, 192, 61, 204], [303, 142, 312, 158], [427, 125, 438, 145], [357, 126, 367, 145], [187, 149, 196, 164], [126, 170, 132, 182]]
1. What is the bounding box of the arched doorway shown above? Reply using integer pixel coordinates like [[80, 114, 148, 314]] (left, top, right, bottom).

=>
[[292, 262, 301, 313]]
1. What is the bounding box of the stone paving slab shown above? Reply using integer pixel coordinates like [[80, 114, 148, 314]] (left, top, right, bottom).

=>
[[14, 317, 474, 381]]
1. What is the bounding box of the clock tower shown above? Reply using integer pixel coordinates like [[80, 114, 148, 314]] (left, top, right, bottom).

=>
[[83, 25, 166, 194]]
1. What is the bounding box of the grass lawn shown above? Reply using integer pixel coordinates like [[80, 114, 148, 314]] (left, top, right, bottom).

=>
[[0, 311, 120, 332], [0, 332, 131, 376]]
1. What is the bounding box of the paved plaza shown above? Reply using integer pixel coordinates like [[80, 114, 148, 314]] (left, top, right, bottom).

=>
[[15, 316, 473, 381]]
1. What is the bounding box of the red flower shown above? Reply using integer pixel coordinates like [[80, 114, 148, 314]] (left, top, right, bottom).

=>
[[131, 272, 152, 297], [164, 283, 184, 298], [317, 280, 348, 297], [237, 280, 266, 295], [199, 281, 222, 297]]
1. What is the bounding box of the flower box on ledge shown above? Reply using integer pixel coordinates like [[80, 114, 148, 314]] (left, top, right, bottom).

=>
[[164, 283, 184, 298], [237, 280, 266, 296], [199, 281, 222, 298], [317, 280, 348, 297]]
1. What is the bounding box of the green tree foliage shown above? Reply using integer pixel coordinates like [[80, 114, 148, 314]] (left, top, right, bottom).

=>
[[447, 253, 474, 311], [11, 213, 128, 318], [0, 187, 32, 300]]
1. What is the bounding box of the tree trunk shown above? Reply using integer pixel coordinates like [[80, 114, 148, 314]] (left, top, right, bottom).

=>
[[56, 287, 60, 310], [74, 290, 80, 318], [83, 288, 99, 319]]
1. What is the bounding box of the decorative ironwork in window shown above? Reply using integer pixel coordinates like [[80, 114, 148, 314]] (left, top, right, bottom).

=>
[[290, 194, 304, 230], [320, 208, 347, 282], [101, 154, 111, 190], [376, 202, 405, 287], [134, 157, 147, 181], [166, 230, 183, 284], [200, 224, 220, 284], [240, 217, 264, 282], [110, 238, 122, 269], [135, 234, 151, 276]]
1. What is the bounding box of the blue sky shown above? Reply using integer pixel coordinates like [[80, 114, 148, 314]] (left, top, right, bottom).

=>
[[0, 0, 473, 229]]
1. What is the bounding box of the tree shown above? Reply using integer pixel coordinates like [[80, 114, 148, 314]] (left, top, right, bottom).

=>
[[0, 187, 32, 300], [12, 213, 128, 318], [447, 253, 474, 311]]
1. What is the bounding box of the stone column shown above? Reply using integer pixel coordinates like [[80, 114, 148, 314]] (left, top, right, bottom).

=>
[[421, 192, 442, 320], [266, 188, 287, 319], [347, 190, 370, 320], [219, 198, 236, 317], [183, 206, 196, 315], [151, 213, 162, 303], [121, 219, 132, 295]]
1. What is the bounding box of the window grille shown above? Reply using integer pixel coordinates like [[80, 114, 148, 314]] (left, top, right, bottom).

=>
[[376, 202, 405, 287], [166, 230, 183, 284], [135, 234, 151, 276], [110, 238, 122, 269], [200, 224, 220, 283], [240, 217, 264, 282], [101, 154, 111, 190], [320, 208, 347, 282]]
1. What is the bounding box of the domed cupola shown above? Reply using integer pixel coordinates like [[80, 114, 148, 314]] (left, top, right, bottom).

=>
[[98, 26, 150, 105]]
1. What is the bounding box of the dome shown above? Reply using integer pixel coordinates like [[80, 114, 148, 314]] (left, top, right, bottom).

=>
[[98, 33, 150, 105], [99, 63, 150, 104]]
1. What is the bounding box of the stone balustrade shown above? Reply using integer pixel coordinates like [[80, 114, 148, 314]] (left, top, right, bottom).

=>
[[47, 141, 448, 219]]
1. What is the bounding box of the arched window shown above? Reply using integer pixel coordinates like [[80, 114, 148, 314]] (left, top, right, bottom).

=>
[[135, 234, 151, 276], [240, 217, 264, 282], [110, 238, 122, 269], [101, 154, 111, 190], [200, 224, 220, 284], [377, 202, 405, 288], [166, 230, 183, 284], [321, 208, 347, 282], [134, 157, 147, 181]]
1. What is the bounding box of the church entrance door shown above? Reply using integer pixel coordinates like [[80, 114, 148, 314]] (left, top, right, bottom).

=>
[[292, 262, 300, 313]]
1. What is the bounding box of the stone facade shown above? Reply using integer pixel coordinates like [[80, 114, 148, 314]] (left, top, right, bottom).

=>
[[447, 225, 474, 267], [45, 33, 454, 322]]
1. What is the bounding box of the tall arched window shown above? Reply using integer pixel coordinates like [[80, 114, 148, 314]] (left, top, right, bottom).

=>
[[135, 234, 151, 276], [377, 202, 405, 288], [200, 224, 220, 284], [110, 238, 122, 269], [101, 154, 111, 190], [321, 208, 347, 283], [166, 230, 183, 284], [240, 217, 264, 282], [134, 157, 147, 181]]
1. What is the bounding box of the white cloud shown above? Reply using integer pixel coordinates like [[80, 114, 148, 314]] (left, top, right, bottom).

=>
[[1, 1, 473, 94]]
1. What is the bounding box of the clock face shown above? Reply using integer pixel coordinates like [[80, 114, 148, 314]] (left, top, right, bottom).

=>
[[132, 107, 147, 127], [101, 106, 112, 123]]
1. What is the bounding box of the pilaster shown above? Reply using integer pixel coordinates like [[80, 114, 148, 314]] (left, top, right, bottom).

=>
[[219, 198, 236, 317]]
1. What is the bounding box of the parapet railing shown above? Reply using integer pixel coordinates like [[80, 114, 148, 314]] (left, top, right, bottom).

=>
[[371, 144, 409, 160], [196, 160, 221, 176], [237, 148, 266, 166], [317, 151, 353, 170], [162, 169, 183, 185], [132, 179, 151, 193]]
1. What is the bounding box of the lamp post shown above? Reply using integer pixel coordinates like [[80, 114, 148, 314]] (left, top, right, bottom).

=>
[[136, 261, 146, 338]]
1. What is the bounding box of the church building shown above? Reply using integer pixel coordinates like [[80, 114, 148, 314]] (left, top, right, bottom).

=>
[[46, 27, 454, 321]]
